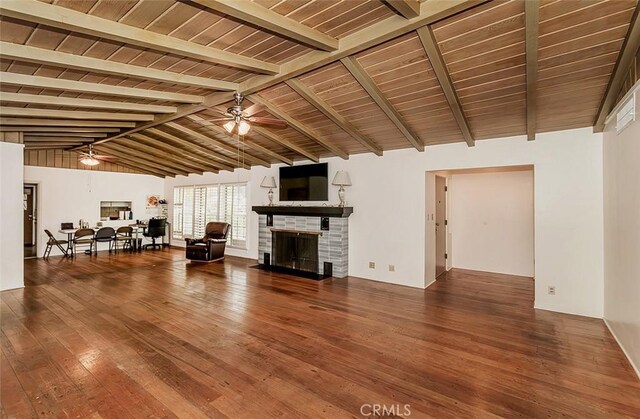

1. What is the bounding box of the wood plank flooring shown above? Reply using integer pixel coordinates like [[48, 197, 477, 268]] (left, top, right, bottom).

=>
[[2, 249, 639, 418]]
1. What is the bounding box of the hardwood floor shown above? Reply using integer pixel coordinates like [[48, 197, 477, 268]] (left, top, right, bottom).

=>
[[2, 249, 639, 418]]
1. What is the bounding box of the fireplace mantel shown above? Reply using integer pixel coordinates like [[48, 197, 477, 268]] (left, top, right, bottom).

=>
[[252, 206, 353, 217]]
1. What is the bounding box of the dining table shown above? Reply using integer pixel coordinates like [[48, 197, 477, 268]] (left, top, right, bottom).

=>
[[58, 224, 147, 253]]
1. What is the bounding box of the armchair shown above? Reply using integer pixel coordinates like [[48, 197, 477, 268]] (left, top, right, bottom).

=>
[[185, 222, 230, 262]]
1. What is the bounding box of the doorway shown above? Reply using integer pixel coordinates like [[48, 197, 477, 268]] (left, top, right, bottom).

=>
[[435, 176, 447, 278], [426, 165, 535, 289], [24, 184, 37, 259]]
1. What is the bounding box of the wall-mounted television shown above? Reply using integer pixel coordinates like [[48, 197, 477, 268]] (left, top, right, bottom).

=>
[[279, 163, 328, 201]]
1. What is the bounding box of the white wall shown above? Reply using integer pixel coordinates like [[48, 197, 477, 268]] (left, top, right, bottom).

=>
[[0, 142, 25, 291], [603, 85, 640, 377], [24, 166, 164, 256], [449, 170, 534, 277], [165, 127, 604, 318]]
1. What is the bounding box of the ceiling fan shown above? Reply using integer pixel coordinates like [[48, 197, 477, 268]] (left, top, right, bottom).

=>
[[78, 144, 116, 166], [210, 92, 287, 135]]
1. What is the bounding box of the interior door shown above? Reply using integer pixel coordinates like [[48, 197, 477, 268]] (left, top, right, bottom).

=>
[[24, 186, 35, 246], [435, 176, 447, 278]]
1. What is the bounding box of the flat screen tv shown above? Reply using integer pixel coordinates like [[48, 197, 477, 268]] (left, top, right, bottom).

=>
[[279, 163, 328, 201]]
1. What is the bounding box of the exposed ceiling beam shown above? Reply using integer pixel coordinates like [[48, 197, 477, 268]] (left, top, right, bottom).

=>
[[191, 0, 338, 51], [24, 146, 68, 150], [99, 160, 162, 177], [239, 0, 487, 95], [250, 125, 320, 163], [90, 148, 171, 178], [340, 57, 424, 151], [384, 0, 421, 18], [0, 72, 203, 104], [285, 79, 383, 156], [129, 132, 220, 174], [0, 0, 279, 75], [164, 122, 271, 167], [23, 141, 83, 146], [241, 138, 293, 166], [0, 42, 237, 91], [145, 127, 238, 171], [83, 92, 234, 148], [0, 92, 177, 114], [84, 0, 484, 148], [593, 4, 640, 132], [111, 138, 205, 175], [0, 107, 154, 121], [186, 114, 293, 165], [25, 132, 107, 138], [95, 144, 185, 177], [1, 126, 120, 133], [416, 27, 474, 147], [524, 0, 539, 141], [0, 118, 135, 127], [247, 94, 349, 159], [24, 137, 92, 142]]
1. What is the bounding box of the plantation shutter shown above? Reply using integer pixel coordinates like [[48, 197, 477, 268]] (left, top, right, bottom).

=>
[[172, 183, 247, 247]]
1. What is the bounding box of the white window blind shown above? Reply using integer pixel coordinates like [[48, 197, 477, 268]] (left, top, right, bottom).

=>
[[616, 93, 635, 134], [172, 183, 247, 248]]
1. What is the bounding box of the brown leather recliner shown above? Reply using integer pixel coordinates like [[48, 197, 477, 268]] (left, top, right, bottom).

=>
[[185, 222, 230, 262]]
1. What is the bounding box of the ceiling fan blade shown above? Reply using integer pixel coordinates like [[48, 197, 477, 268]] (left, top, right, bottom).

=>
[[248, 116, 287, 128], [243, 103, 265, 117], [93, 154, 114, 160]]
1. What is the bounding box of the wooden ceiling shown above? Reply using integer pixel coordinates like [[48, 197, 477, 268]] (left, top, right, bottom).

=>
[[1, 0, 639, 177]]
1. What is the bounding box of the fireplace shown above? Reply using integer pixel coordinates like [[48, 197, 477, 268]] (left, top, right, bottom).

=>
[[272, 229, 320, 273], [253, 206, 353, 279]]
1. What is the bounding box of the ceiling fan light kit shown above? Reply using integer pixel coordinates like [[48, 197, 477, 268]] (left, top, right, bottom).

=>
[[78, 144, 115, 166], [79, 156, 100, 166], [218, 92, 287, 135]]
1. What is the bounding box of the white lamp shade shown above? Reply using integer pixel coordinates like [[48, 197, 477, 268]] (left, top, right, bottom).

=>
[[260, 176, 277, 188], [237, 120, 251, 135], [223, 120, 236, 133], [332, 170, 351, 186]]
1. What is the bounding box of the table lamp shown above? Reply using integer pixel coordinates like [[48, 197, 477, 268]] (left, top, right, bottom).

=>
[[332, 170, 352, 207], [261, 176, 277, 206]]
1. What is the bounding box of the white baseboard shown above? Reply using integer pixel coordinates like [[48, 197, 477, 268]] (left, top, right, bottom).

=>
[[604, 319, 640, 381], [425, 279, 436, 289]]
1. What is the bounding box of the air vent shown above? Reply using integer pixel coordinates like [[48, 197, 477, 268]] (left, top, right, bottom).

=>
[[616, 93, 635, 134]]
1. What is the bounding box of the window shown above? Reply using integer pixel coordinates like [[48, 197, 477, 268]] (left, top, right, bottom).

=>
[[172, 183, 247, 248], [616, 93, 635, 134]]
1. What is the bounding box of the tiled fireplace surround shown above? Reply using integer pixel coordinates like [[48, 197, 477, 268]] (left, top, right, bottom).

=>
[[254, 207, 353, 278]]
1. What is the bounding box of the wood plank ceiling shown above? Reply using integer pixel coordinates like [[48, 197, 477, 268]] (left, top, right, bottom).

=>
[[0, 0, 638, 177]]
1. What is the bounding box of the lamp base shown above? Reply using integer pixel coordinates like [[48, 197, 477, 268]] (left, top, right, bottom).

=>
[[268, 188, 274, 206], [338, 186, 345, 207]]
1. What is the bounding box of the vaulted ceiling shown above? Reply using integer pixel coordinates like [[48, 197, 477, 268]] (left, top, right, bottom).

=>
[[1, 0, 639, 177]]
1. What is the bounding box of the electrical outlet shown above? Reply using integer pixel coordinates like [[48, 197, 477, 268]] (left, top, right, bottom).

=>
[[548, 286, 556, 295], [389, 265, 395, 272], [369, 262, 375, 269]]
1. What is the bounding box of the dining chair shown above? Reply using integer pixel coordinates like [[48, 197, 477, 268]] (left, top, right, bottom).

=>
[[73, 228, 95, 257], [43, 229, 69, 259], [114, 226, 133, 253], [94, 227, 116, 254]]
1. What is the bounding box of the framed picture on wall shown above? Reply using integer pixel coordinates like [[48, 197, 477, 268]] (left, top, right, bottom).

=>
[[146, 195, 160, 208]]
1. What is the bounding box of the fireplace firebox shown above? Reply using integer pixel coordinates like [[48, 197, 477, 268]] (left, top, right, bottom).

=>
[[272, 229, 320, 273]]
